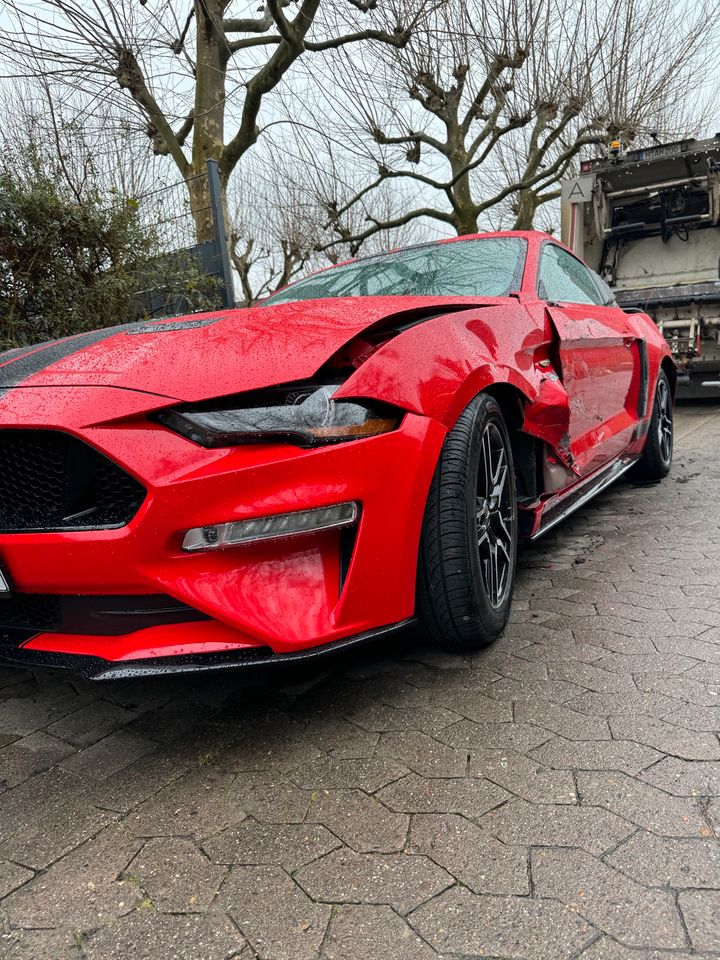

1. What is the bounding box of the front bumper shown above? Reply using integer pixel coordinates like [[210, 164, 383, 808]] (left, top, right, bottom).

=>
[[0, 387, 445, 673]]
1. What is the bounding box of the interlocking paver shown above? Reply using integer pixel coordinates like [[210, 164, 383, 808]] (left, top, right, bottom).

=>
[[203, 820, 340, 870], [606, 831, 720, 888], [469, 747, 577, 803], [0, 857, 33, 898], [482, 797, 635, 854], [677, 889, 720, 952], [609, 714, 720, 761], [321, 904, 437, 960], [430, 686, 515, 721], [306, 788, 409, 852], [375, 730, 467, 777], [129, 836, 227, 911], [409, 888, 595, 958], [593, 653, 699, 676], [567, 690, 679, 718], [0, 768, 87, 843], [407, 812, 529, 894], [576, 771, 710, 836], [578, 937, 698, 959], [231, 771, 311, 823], [515, 700, 612, 740], [0, 731, 76, 788], [46, 699, 138, 747], [480, 675, 584, 704], [0, 928, 82, 959], [82, 910, 244, 960], [295, 847, 453, 913], [218, 865, 330, 960], [376, 772, 510, 817], [1, 824, 144, 928], [86, 753, 186, 814], [663, 702, 720, 731], [0, 696, 78, 737], [640, 757, 720, 796], [532, 737, 662, 775], [290, 756, 408, 792], [347, 700, 463, 733], [437, 717, 552, 753], [532, 848, 686, 948], [0, 798, 118, 870], [0, 404, 718, 959], [60, 729, 157, 781]]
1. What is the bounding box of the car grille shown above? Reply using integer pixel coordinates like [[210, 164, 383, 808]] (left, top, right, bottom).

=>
[[0, 593, 208, 643], [0, 430, 146, 532]]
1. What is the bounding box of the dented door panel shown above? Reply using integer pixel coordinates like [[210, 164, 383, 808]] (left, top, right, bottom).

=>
[[546, 305, 641, 474]]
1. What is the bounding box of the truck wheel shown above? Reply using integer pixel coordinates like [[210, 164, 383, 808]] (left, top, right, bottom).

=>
[[416, 393, 517, 651], [633, 369, 673, 481]]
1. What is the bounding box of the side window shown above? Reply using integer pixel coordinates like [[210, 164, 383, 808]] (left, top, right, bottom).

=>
[[592, 271, 618, 307], [538, 244, 605, 306]]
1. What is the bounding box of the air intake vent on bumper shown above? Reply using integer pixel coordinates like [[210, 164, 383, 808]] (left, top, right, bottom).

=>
[[0, 430, 146, 532]]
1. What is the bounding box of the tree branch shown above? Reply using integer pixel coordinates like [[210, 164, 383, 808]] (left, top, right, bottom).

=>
[[305, 25, 409, 52], [475, 134, 603, 216], [326, 206, 455, 256], [114, 46, 189, 175], [221, 0, 321, 179], [372, 127, 446, 154]]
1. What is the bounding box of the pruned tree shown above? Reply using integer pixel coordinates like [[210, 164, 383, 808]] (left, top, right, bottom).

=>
[[318, 0, 718, 244], [1, 0, 430, 242], [228, 145, 430, 304]]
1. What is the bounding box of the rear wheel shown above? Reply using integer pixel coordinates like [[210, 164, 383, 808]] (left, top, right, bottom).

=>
[[632, 369, 673, 481], [416, 393, 517, 651]]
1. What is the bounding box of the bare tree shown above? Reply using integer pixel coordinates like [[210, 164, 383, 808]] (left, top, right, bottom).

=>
[[0, 79, 159, 204], [0, 0, 429, 241], [320, 0, 718, 244], [228, 145, 430, 304]]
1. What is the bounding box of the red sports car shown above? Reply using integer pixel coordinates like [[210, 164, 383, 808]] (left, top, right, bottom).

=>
[[0, 231, 673, 679]]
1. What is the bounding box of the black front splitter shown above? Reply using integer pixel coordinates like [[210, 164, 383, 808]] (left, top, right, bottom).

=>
[[0, 619, 415, 680]]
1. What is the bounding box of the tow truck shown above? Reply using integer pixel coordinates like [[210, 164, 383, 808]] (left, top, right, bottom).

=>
[[561, 135, 720, 398]]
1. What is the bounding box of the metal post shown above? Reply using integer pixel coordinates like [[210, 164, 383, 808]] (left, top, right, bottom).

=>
[[206, 159, 235, 309]]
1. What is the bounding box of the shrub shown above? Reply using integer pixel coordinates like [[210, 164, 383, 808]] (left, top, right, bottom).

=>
[[0, 170, 219, 349]]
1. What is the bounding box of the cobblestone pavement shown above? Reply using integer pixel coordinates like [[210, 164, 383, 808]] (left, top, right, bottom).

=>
[[0, 404, 719, 960]]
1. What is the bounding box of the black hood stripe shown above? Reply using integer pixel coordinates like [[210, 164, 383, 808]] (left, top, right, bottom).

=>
[[0, 325, 129, 399]]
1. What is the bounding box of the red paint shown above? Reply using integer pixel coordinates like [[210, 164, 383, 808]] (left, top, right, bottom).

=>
[[0, 231, 672, 670]]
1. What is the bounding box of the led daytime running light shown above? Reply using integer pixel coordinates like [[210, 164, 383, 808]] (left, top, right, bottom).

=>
[[182, 502, 358, 551]]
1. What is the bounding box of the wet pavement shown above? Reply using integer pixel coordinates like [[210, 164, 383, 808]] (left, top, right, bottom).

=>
[[0, 403, 719, 959]]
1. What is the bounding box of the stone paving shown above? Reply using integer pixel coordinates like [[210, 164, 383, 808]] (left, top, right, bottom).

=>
[[0, 403, 719, 959]]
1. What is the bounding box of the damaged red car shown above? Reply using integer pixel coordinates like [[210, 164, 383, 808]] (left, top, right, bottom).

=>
[[0, 231, 674, 678]]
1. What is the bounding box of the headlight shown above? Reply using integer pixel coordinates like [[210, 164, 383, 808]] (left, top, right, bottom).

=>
[[156, 384, 402, 448]]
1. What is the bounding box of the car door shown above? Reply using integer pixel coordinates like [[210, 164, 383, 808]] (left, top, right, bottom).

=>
[[537, 242, 645, 476]]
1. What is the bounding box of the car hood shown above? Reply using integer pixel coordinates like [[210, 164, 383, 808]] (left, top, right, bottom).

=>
[[0, 296, 502, 402]]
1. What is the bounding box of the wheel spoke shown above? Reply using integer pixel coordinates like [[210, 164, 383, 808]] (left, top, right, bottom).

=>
[[496, 516, 512, 550], [481, 430, 493, 495], [492, 462, 508, 501], [476, 419, 516, 610], [486, 544, 499, 605]]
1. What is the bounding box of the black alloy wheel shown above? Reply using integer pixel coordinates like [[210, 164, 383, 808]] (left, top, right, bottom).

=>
[[632, 368, 673, 481], [416, 392, 517, 651]]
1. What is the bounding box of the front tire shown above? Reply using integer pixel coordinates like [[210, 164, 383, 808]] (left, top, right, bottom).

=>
[[416, 393, 517, 651], [632, 369, 673, 481]]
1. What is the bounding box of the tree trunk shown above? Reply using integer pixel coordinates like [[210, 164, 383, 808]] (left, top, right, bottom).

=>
[[512, 189, 540, 230], [447, 130, 479, 235], [188, 0, 227, 244], [187, 174, 216, 243]]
